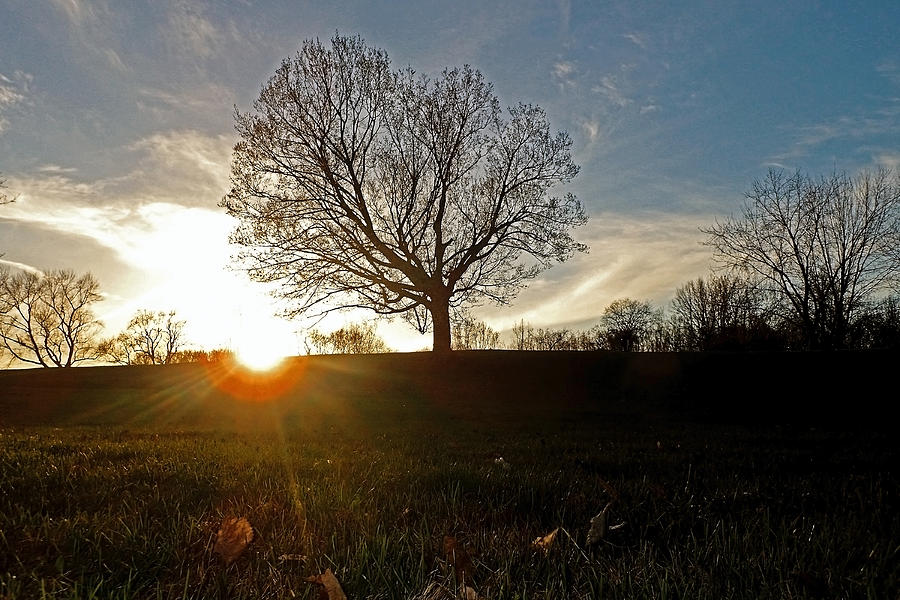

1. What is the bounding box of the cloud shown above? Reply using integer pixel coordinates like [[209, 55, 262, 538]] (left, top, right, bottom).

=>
[[164, 1, 224, 61], [774, 98, 900, 162], [0, 258, 44, 276], [593, 76, 631, 108], [874, 151, 900, 171], [0, 72, 30, 133], [552, 60, 577, 88], [49, 0, 130, 73], [623, 32, 647, 49], [473, 211, 714, 332]]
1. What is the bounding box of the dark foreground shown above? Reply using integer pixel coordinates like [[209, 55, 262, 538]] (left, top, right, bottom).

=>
[[0, 352, 897, 598]]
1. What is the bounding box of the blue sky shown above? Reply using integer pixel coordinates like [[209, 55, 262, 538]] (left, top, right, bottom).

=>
[[1, 0, 898, 352]]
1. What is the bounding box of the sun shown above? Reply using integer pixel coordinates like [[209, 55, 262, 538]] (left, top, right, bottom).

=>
[[235, 341, 287, 371]]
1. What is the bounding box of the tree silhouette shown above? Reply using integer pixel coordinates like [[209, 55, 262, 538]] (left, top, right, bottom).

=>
[[704, 169, 900, 349], [306, 321, 391, 354], [0, 269, 103, 367], [600, 298, 660, 352], [222, 34, 586, 352], [99, 310, 186, 365]]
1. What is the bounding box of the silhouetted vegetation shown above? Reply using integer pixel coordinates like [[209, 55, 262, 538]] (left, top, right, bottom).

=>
[[98, 310, 186, 365], [0, 268, 102, 367], [305, 321, 391, 355], [0, 174, 12, 205], [704, 169, 900, 350], [452, 317, 502, 350], [222, 33, 586, 352], [168, 348, 235, 364]]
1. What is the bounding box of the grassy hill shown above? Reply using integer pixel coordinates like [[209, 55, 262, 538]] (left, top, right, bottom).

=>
[[1, 350, 893, 429], [1, 351, 897, 598]]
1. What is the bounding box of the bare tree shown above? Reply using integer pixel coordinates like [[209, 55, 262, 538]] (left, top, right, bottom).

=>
[[0, 174, 12, 205], [306, 321, 391, 354], [222, 34, 586, 352], [452, 317, 501, 350], [0, 269, 103, 367], [670, 274, 776, 350], [704, 169, 900, 349], [600, 298, 661, 352], [99, 310, 186, 365]]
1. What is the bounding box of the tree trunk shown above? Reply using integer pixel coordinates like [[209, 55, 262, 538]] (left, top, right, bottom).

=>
[[431, 298, 452, 353]]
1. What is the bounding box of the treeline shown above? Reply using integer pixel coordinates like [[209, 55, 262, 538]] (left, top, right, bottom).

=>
[[0, 269, 234, 367], [309, 275, 900, 354]]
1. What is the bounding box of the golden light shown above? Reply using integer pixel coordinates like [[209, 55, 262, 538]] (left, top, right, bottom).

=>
[[235, 341, 286, 371]]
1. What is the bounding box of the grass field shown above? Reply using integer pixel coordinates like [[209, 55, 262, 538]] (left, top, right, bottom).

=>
[[1, 352, 898, 599]]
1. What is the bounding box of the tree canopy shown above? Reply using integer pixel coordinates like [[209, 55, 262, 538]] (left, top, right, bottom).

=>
[[222, 34, 586, 351], [704, 169, 900, 349]]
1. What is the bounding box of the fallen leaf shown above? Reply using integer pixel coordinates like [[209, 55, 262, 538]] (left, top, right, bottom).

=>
[[586, 503, 611, 545], [461, 585, 482, 600], [278, 553, 307, 562], [531, 527, 559, 553], [304, 568, 347, 600], [213, 517, 254, 565], [443, 535, 475, 584]]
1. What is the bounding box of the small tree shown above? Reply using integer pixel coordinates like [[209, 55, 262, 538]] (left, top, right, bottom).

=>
[[704, 169, 900, 349], [600, 298, 661, 352], [306, 321, 391, 355], [223, 34, 586, 352], [0, 269, 103, 367], [452, 317, 501, 350], [99, 310, 186, 365]]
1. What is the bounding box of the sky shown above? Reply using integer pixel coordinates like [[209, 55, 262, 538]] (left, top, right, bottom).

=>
[[1, 0, 899, 355]]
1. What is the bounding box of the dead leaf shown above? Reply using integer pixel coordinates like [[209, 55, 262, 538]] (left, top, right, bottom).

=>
[[461, 585, 482, 600], [278, 553, 307, 562], [531, 527, 559, 553], [213, 517, 254, 565], [443, 535, 475, 584], [586, 503, 611, 545], [304, 568, 347, 600]]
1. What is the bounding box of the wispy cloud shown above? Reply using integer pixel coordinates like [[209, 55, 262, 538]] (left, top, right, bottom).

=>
[[772, 97, 900, 164], [0, 258, 44, 276], [49, 0, 130, 73], [623, 32, 647, 49], [592, 75, 631, 108], [553, 60, 577, 89], [0, 72, 30, 133], [475, 211, 714, 331], [164, 1, 224, 62]]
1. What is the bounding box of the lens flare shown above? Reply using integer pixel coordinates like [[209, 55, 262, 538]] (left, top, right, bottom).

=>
[[235, 342, 286, 371]]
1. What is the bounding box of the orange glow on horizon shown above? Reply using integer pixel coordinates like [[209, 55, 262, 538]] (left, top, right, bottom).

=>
[[204, 358, 306, 403]]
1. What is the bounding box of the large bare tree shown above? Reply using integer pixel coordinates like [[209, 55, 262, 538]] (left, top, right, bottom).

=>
[[222, 34, 586, 351], [704, 169, 900, 349], [0, 269, 103, 367]]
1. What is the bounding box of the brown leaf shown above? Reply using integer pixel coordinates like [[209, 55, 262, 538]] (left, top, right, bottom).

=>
[[304, 568, 347, 600], [278, 553, 307, 562], [531, 527, 559, 553], [586, 503, 611, 545], [213, 516, 254, 565], [443, 535, 475, 584]]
